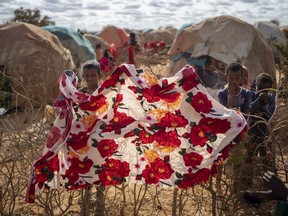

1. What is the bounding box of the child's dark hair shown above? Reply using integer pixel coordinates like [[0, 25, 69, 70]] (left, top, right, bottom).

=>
[[225, 62, 243, 76], [256, 73, 273, 86], [82, 60, 100, 75]]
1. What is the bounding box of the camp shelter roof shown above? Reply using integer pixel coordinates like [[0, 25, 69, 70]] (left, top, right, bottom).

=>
[[254, 21, 287, 45], [167, 15, 276, 81], [97, 25, 129, 48], [42, 25, 96, 67], [84, 34, 110, 51], [0, 22, 75, 108], [140, 28, 175, 45]]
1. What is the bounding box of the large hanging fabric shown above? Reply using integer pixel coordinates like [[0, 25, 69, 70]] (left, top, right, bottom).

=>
[[26, 64, 246, 203]]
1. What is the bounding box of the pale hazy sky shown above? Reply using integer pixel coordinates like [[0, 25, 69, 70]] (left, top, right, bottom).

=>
[[1, 0, 288, 32]]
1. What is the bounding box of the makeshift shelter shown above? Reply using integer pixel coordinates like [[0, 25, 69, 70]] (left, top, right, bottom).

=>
[[167, 15, 276, 85], [97, 25, 129, 48], [84, 33, 109, 51], [254, 21, 287, 63], [0, 22, 75, 108], [140, 28, 175, 46], [42, 25, 96, 68]]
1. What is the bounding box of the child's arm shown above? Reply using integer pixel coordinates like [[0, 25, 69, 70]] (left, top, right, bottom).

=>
[[251, 93, 275, 118]]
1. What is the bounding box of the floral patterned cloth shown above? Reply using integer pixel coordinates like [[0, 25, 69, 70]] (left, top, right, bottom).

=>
[[26, 64, 246, 203]]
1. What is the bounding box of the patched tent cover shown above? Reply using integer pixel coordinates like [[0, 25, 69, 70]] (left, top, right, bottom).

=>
[[97, 25, 129, 48], [42, 25, 96, 67], [254, 21, 287, 45], [254, 21, 287, 62], [167, 15, 276, 81], [140, 28, 176, 45], [0, 22, 75, 108], [26, 64, 246, 203], [84, 33, 110, 51]]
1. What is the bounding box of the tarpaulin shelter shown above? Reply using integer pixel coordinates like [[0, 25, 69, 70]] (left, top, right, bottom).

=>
[[0, 22, 75, 108], [254, 21, 287, 63], [167, 15, 276, 83], [42, 25, 96, 68], [84, 34, 109, 51], [140, 28, 175, 46], [97, 25, 129, 48]]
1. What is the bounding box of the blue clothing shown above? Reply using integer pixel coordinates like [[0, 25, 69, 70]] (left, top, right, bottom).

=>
[[250, 92, 276, 120], [218, 88, 251, 113]]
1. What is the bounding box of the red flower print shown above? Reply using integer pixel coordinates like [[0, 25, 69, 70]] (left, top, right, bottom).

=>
[[99, 159, 130, 186], [190, 125, 209, 147], [190, 92, 212, 114], [46, 126, 61, 148], [65, 167, 80, 184], [113, 94, 123, 111], [48, 155, 60, 172], [154, 129, 181, 148], [193, 168, 211, 184], [75, 91, 89, 101], [142, 165, 160, 184], [183, 152, 204, 168], [101, 159, 130, 177], [151, 158, 174, 179], [155, 112, 188, 128], [138, 130, 154, 144], [181, 67, 199, 91], [35, 165, 49, 183], [210, 163, 218, 177], [178, 168, 210, 189], [102, 111, 135, 133], [99, 170, 118, 186], [128, 85, 138, 94], [70, 157, 93, 174], [178, 172, 196, 188], [66, 132, 89, 150], [142, 84, 180, 103], [199, 117, 231, 135], [79, 94, 107, 112], [98, 139, 119, 158], [100, 69, 121, 88]]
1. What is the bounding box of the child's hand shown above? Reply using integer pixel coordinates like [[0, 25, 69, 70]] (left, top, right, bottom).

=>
[[259, 92, 268, 105], [228, 83, 240, 95]]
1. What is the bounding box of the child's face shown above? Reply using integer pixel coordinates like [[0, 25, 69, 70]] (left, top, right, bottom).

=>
[[83, 68, 99, 90], [257, 81, 272, 91], [226, 71, 243, 86]]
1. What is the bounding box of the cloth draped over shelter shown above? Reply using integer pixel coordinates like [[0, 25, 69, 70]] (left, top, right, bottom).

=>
[[26, 64, 246, 203]]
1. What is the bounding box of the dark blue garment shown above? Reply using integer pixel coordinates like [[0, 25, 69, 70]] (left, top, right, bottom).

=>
[[218, 88, 251, 113]]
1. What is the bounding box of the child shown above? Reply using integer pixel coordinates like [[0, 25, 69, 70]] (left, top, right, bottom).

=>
[[78, 60, 100, 94], [247, 72, 276, 162], [218, 62, 251, 115], [77, 60, 104, 214]]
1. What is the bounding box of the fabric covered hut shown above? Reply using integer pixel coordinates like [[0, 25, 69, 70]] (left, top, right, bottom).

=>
[[42, 25, 96, 68], [167, 15, 276, 86], [0, 22, 75, 108]]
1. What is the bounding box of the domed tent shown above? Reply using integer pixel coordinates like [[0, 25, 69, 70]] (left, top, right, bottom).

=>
[[84, 33, 110, 51], [42, 25, 96, 68], [140, 28, 175, 46], [97, 25, 129, 48], [167, 15, 276, 84], [0, 22, 75, 108], [254, 21, 287, 63]]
